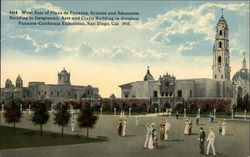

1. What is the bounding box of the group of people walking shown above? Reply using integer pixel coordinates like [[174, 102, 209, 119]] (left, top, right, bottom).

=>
[[143, 119, 172, 150], [184, 119, 192, 135], [117, 118, 128, 136], [199, 127, 217, 156], [116, 114, 227, 155]]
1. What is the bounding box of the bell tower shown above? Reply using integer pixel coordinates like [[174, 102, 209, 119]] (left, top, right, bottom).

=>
[[212, 9, 231, 81]]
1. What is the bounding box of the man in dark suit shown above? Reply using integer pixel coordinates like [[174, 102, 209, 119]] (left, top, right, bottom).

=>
[[198, 127, 206, 155]]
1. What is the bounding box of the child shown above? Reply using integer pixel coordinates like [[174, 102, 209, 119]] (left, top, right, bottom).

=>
[[219, 124, 222, 135], [153, 136, 158, 149]]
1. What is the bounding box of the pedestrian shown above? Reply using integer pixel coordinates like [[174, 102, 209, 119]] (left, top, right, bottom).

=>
[[208, 113, 212, 123], [196, 114, 200, 125], [206, 128, 216, 156], [219, 124, 222, 135], [148, 122, 157, 150], [211, 114, 214, 123], [144, 124, 150, 148], [198, 127, 206, 155], [159, 119, 165, 141], [176, 111, 179, 119], [164, 120, 171, 140], [122, 118, 127, 136], [221, 119, 226, 135], [117, 119, 123, 136], [71, 117, 76, 132], [184, 119, 189, 135], [188, 119, 193, 135], [136, 115, 139, 126]]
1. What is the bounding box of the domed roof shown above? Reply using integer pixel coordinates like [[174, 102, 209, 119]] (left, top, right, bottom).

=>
[[232, 56, 250, 81], [16, 75, 22, 81], [217, 16, 228, 30], [58, 67, 70, 75], [232, 68, 250, 81], [144, 66, 154, 81]]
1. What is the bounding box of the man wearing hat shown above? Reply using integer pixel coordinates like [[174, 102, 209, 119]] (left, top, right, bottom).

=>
[[198, 127, 206, 155]]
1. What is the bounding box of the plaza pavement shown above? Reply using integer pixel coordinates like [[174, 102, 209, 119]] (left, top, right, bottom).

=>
[[0, 112, 249, 157]]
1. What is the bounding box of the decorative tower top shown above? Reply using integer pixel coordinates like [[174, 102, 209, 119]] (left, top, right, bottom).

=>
[[144, 66, 154, 81], [212, 9, 231, 81], [58, 68, 71, 85], [5, 79, 13, 88], [242, 52, 247, 69], [15, 75, 23, 87]]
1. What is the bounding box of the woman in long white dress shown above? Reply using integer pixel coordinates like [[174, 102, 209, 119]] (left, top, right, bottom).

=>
[[221, 119, 226, 135], [184, 119, 189, 135], [148, 123, 156, 149], [164, 120, 171, 140], [122, 119, 127, 136], [144, 124, 150, 148]]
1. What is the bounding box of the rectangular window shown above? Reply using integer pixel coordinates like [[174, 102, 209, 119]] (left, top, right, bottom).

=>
[[190, 90, 192, 97], [153, 91, 158, 97], [45, 91, 47, 95], [215, 75, 217, 79], [177, 90, 182, 97], [38, 91, 40, 95], [57, 91, 59, 96], [68, 92, 70, 96], [221, 75, 223, 79], [161, 92, 164, 97], [51, 91, 53, 95], [75, 94, 77, 99]]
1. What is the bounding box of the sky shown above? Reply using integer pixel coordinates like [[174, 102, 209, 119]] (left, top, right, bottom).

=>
[[1, 1, 249, 97]]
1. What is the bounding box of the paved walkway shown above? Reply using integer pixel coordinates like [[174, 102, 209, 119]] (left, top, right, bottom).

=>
[[0, 113, 249, 157]]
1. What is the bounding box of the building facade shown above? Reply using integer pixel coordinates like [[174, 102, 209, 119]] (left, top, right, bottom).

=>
[[1, 68, 100, 104], [119, 14, 242, 110]]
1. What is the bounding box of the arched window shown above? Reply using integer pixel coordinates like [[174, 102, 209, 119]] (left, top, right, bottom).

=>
[[219, 30, 223, 35], [219, 42, 222, 48], [218, 56, 222, 64]]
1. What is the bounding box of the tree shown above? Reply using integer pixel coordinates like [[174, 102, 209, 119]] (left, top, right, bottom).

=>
[[242, 94, 250, 111], [4, 101, 22, 135], [32, 102, 50, 136], [77, 105, 98, 138], [54, 103, 70, 137], [236, 96, 243, 111]]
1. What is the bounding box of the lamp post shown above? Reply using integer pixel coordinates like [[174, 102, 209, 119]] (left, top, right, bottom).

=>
[[28, 104, 31, 114], [169, 108, 172, 117], [100, 107, 103, 116], [129, 107, 131, 117], [214, 109, 216, 119], [198, 108, 200, 117], [184, 108, 186, 118], [155, 108, 157, 114], [244, 110, 247, 120], [20, 104, 23, 112], [231, 109, 234, 119], [1, 104, 4, 112]]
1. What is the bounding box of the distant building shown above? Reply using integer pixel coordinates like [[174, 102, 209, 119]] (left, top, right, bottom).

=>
[[232, 54, 250, 98], [1, 68, 100, 104]]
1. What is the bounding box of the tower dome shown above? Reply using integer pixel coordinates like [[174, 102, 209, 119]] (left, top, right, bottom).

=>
[[16, 75, 23, 87], [144, 66, 154, 81], [232, 54, 250, 82], [58, 67, 71, 85], [5, 79, 13, 88]]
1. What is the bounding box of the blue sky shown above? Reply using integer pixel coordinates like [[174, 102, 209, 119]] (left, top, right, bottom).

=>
[[1, 1, 249, 97]]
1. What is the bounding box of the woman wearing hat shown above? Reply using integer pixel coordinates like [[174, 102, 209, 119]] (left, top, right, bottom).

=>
[[221, 119, 226, 135]]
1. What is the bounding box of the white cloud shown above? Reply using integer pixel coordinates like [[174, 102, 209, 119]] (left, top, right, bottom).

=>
[[137, 2, 248, 43]]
